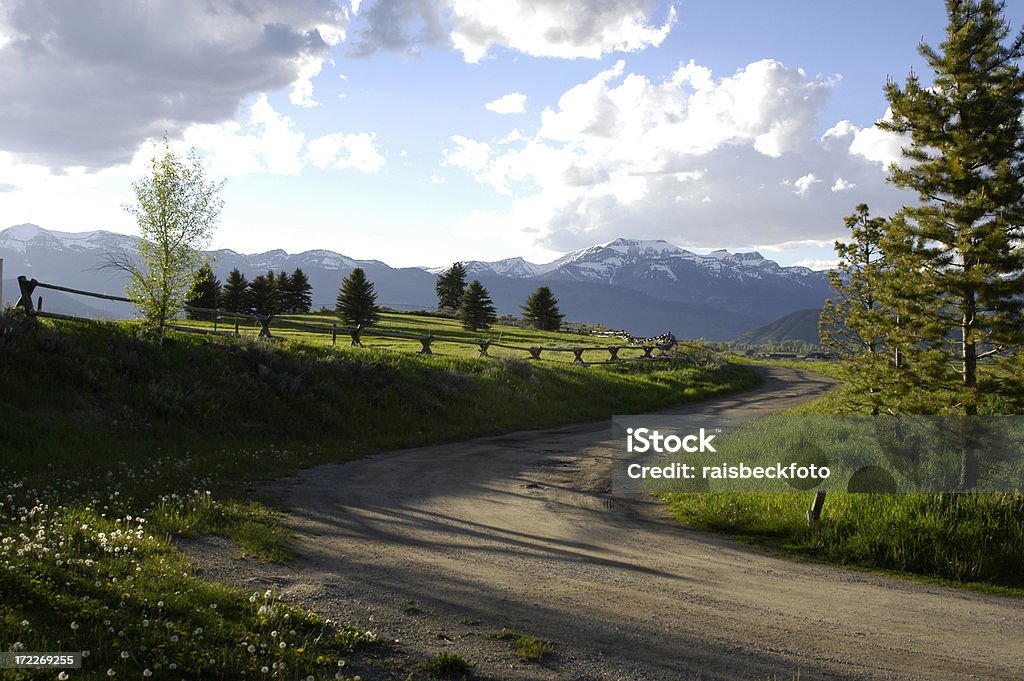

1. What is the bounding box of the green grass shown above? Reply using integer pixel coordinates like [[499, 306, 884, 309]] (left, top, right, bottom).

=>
[[175, 309, 669, 363], [0, 311, 757, 679], [664, 358, 1024, 590], [485, 629, 555, 662], [418, 652, 474, 679]]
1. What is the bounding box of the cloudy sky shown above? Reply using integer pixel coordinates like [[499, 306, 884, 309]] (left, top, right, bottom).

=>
[[2, 1, 1022, 269]]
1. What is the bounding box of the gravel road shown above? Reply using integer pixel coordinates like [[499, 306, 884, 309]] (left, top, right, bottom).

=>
[[186, 366, 1024, 680]]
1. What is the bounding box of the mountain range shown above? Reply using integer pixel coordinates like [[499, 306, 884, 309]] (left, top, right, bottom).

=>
[[0, 224, 834, 341]]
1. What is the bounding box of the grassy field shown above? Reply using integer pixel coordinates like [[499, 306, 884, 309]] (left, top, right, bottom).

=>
[[0, 310, 758, 679], [171, 310, 668, 363], [663, 357, 1024, 590]]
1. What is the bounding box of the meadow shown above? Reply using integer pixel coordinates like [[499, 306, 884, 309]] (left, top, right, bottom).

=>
[[662, 358, 1024, 590], [0, 310, 757, 679]]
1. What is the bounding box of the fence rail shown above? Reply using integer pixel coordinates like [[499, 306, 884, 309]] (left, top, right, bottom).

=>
[[14, 275, 685, 365]]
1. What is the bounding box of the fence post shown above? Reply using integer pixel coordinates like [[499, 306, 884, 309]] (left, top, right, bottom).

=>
[[350, 324, 363, 347], [607, 346, 620, 361], [572, 348, 585, 364], [418, 334, 433, 355], [332, 323, 337, 346], [807, 490, 826, 526], [258, 315, 273, 338], [16, 276, 37, 315], [642, 346, 654, 358], [234, 317, 240, 337], [478, 341, 490, 357], [528, 347, 542, 361]]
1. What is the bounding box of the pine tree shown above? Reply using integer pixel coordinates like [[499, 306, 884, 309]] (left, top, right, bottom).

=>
[[879, 0, 1024, 407], [288, 268, 313, 313], [435, 262, 468, 312], [877, 0, 1024, 486], [521, 286, 565, 331], [248, 270, 280, 316], [336, 268, 380, 327], [275, 271, 292, 313], [185, 263, 221, 320], [459, 280, 496, 331], [220, 268, 249, 313]]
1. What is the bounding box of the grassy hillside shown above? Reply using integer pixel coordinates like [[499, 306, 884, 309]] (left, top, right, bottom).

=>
[[734, 308, 822, 345], [0, 311, 759, 679]]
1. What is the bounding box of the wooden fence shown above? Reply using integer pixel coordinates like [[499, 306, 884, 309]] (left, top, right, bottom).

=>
[[14, 275, 683, 365]]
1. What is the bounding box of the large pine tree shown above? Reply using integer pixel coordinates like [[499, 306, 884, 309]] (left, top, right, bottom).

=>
[[220, 268, 249, 313], [879, 0, 1024, 420], [435, 262, 468, 312], [459, 280, 496, 331], [248, 271, 280, 316], [521, 286, 565, 332], [287, 268, 313, 313], [336, 268, 380, 327]]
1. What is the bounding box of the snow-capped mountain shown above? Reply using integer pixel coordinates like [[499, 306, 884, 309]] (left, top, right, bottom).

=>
[[1, 224, 834, 340]]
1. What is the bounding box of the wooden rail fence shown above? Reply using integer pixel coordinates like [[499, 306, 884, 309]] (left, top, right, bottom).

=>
[[14, 275, 682, 365]]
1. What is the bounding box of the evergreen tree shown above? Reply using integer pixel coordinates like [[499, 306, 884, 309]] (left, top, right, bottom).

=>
[[248, 270, 280, 316], [459, 280, 496, 331], [336, 268, 380, 327], [521, 286, 565, 331], [287, 267, 313, 313], [878, 0, 1024, 420], [274, 271, 292, 313], [220, 268, 249, 313], [435, 262, 468, 312], [185, 263, 221, 320]]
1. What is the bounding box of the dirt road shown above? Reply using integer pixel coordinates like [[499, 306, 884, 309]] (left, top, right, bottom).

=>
[[188, 366, 1024, 680]]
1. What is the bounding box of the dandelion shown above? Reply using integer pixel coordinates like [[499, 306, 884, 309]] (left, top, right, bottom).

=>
[[106, 669, 116, 677], [70, 621, 79, 630], [247, 645, 256, 653], [279, 642, 286, 649], [120, 651, 129, 659], [156, 601, 164, 608], [58, 673, 69, 680], [261, 667, 268, 674], [168, 664, 176, 671], [142, 670, 152, 678], [19, 620, 29, 627]]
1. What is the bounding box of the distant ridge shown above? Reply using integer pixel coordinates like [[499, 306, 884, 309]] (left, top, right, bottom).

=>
[[1, 224, 835, 341], [735, 308, 823, 345]]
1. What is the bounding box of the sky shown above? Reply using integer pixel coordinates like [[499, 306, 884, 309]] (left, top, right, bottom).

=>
[[2, 1, 1024, 270]]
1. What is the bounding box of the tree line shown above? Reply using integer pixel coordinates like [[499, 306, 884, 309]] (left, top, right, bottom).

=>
[[185, 265, 313, 318], [333, 261, 565, 332]]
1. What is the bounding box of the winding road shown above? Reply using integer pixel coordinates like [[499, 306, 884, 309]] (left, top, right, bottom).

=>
[[189, 366, 1023, 680]]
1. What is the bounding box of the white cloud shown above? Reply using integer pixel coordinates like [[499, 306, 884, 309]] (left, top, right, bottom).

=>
[[442, 136, 493, 173], [348, 0, 676, 62], [290, 55, 327, 108], [442, 58, 913, 252], [178, 96, 384, 176], [793, 258, 839, 271], [793, 173, 820, 196], [306, 132, 386, 172], [831, 177, 855, 192], [485, 92, 527, 114], [450, 1, 676, 63]]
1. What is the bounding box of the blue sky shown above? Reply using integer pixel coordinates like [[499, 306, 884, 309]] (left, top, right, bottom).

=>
[[2, 1, 1023, 269]]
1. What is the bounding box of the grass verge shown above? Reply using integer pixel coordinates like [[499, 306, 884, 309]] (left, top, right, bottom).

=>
[[664, 359, 1024, 590], [0, 312, 757, 678]]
